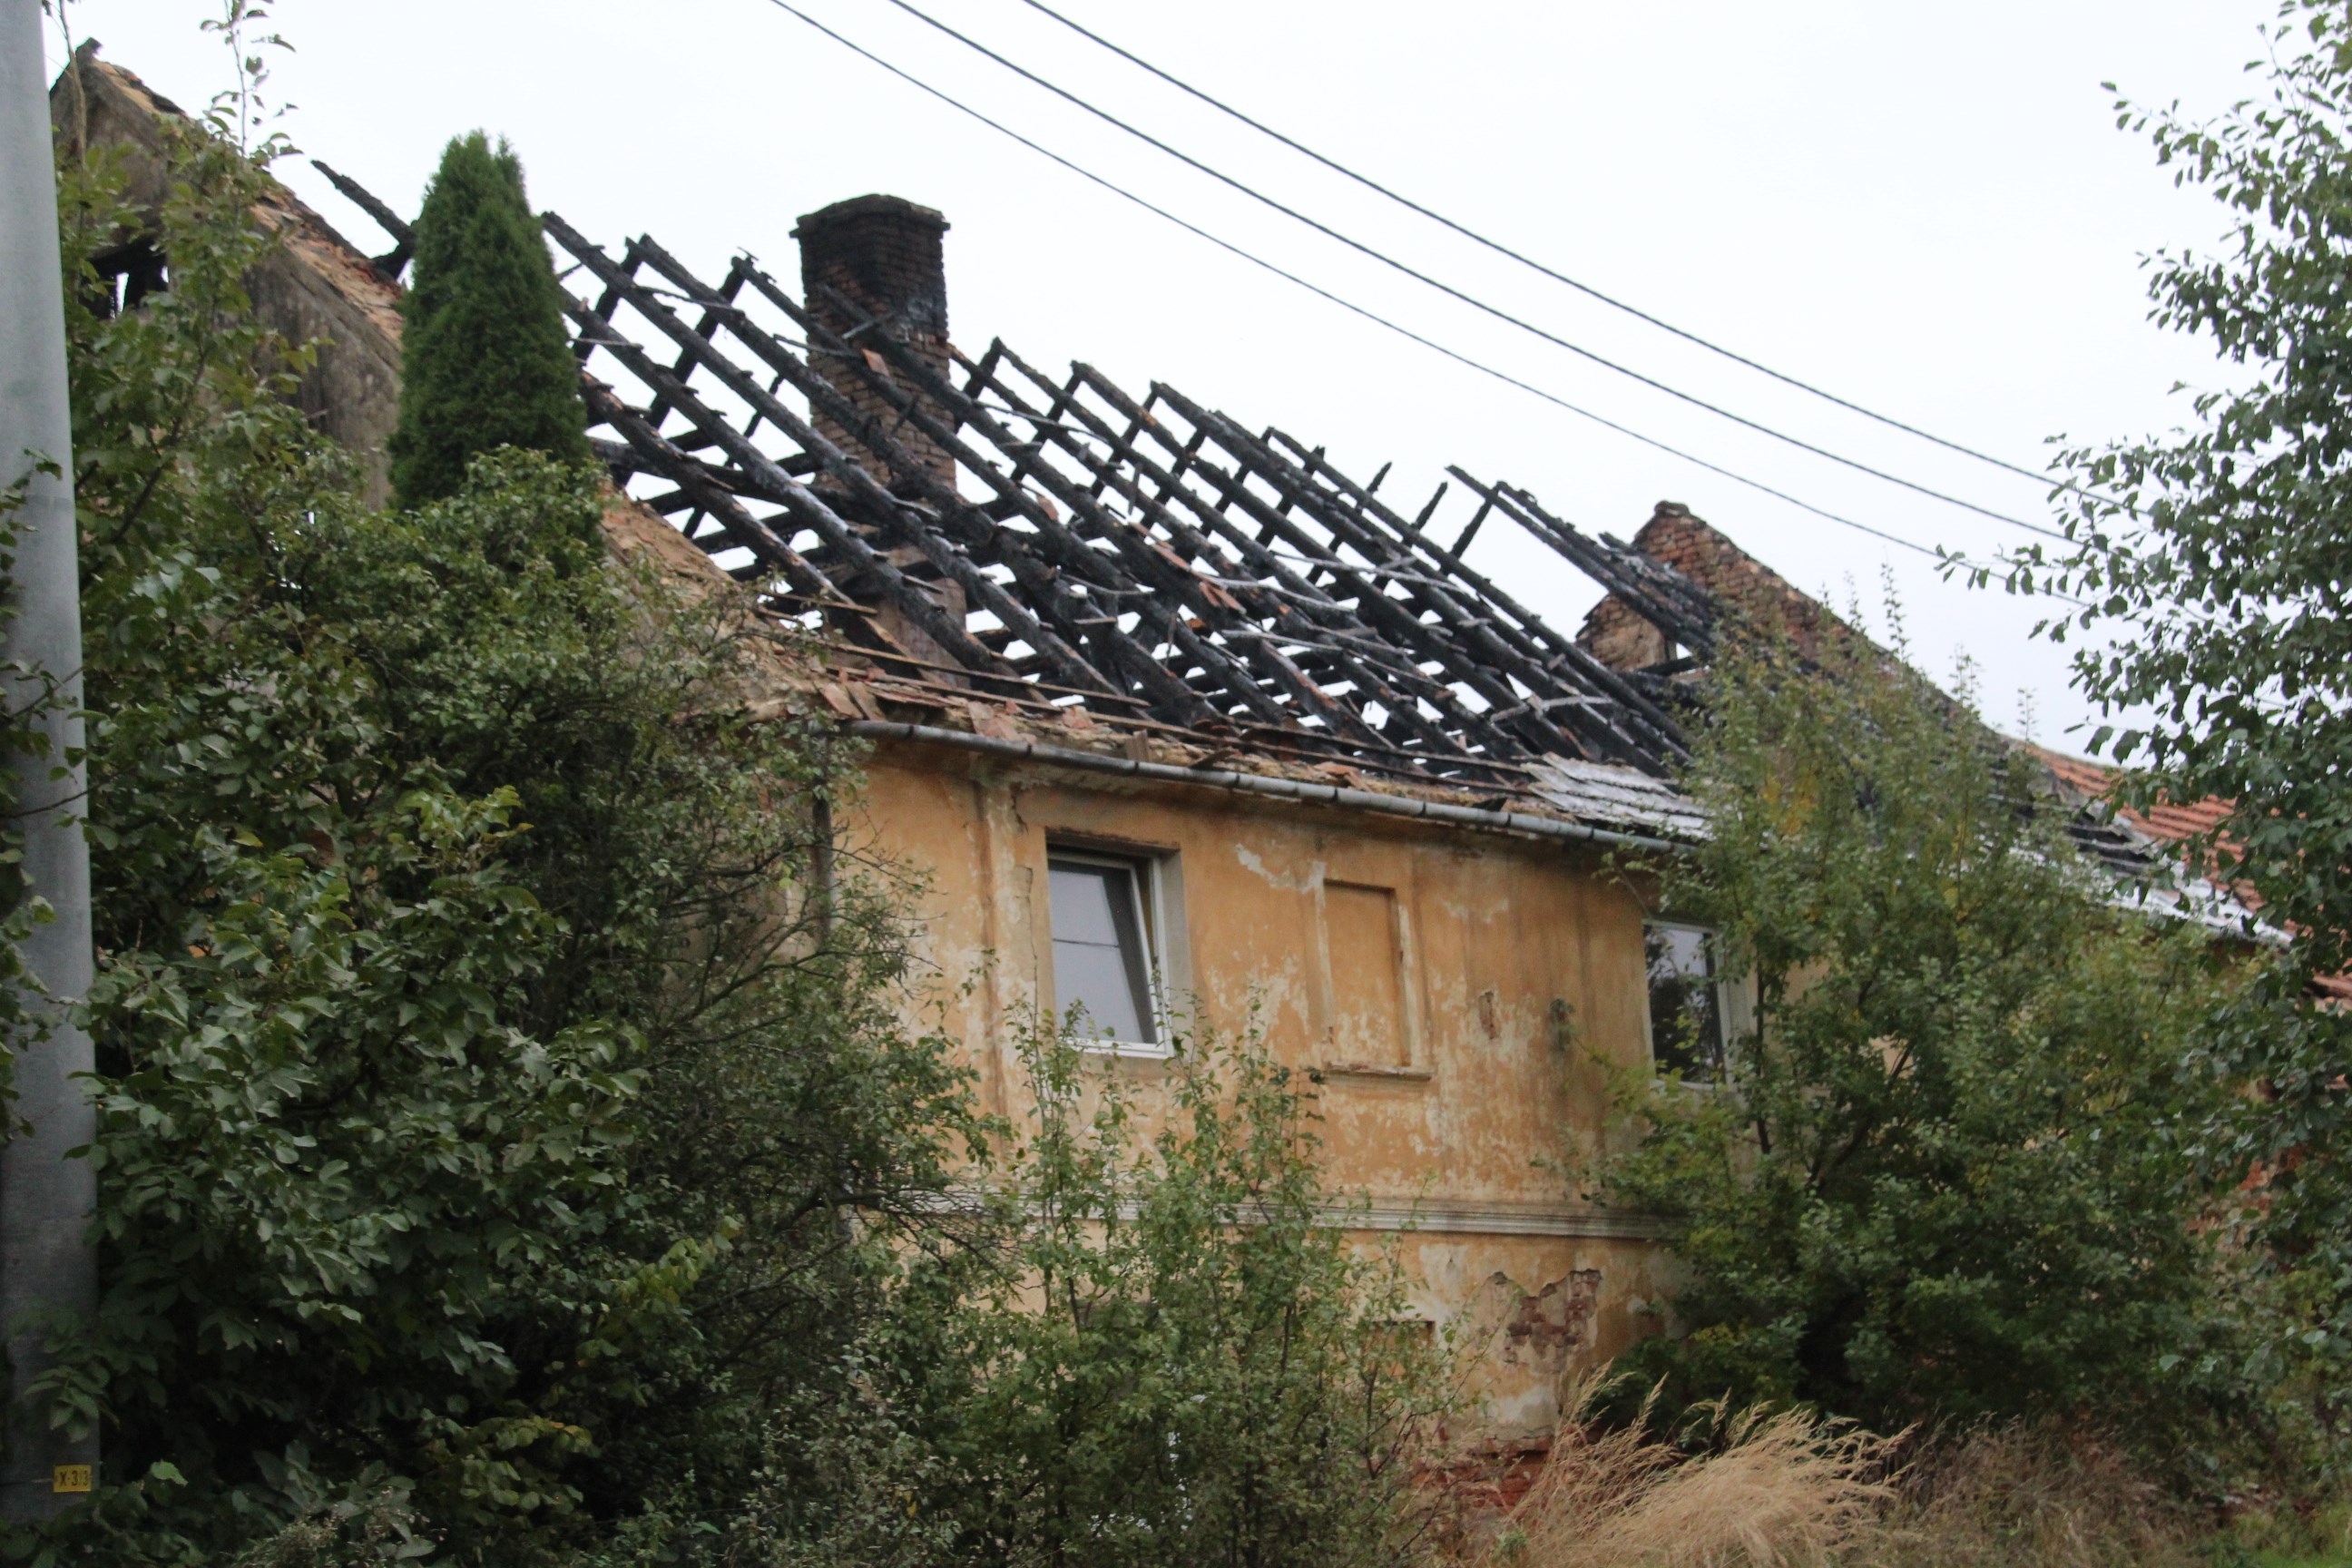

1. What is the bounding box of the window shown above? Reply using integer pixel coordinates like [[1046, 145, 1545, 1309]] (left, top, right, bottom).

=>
[[1645, 922, 1725, 1080], [1047, 850, 1161, 1047], [90, 239, 169, 318]]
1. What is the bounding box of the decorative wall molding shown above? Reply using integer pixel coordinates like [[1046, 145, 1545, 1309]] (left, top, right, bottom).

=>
[[920, 1188, 1667, 1241], [1325, 1197, 1666, 1240]]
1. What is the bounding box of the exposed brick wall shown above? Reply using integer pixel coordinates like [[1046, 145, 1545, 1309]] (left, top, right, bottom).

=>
[[793, 194, 956, 497], [1578, 501, 1854, 669]]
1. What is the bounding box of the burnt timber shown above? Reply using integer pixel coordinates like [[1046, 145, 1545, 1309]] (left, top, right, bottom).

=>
[[520, 206, 1713, 793], [297, 168, 2226, 900]]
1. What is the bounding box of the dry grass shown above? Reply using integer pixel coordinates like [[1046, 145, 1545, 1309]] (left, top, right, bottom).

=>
[[1467, 1386, 2204, 1568], [1470, 1384, 1895, 1568], [1869, 1423, 2199, 1568]]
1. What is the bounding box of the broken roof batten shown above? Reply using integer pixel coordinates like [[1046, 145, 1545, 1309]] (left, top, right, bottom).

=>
[[535, 204, 1714, 803], [387, 188, 2248, 898]]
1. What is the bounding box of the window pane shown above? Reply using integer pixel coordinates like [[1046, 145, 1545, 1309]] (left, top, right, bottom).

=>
[[1648, 925, 1710, 983], [1049, 859, 1156, 1044], [1646, 925, 1723, 1078]]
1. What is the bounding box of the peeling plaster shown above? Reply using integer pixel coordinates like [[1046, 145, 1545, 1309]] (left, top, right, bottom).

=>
[[1234, 841, 1321, 894], [863, 750, 1671, 1441]]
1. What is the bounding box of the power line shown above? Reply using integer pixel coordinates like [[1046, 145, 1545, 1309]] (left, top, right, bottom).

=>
[[871, 0, 2066, 544], [751, 0, 2074, 597], [1013, 0, 2068, 497]]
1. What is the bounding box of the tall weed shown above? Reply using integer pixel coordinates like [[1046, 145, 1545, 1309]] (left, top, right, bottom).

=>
[[1471, 1388, 2210, 1568], [1473, 1385, 1890, 1568], [1872, 1425, 2198, 1568]]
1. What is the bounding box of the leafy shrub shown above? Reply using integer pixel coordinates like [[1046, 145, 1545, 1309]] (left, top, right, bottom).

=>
[[1591, 617, 2248, 1441], [927, 1021, 1459, 1568], [648, 1017, 1465, 1568], [20, 111, 972, 1566]]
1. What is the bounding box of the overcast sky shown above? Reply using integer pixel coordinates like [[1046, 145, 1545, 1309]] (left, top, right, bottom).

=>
[[47, 0, 2279, 749]]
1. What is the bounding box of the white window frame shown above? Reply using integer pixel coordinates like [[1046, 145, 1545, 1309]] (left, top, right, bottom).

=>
[[1044, 844, 1171, 1057], [1642, 918, 1730, 1083]]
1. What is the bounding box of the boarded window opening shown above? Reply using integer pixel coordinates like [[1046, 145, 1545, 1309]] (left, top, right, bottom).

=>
[[1326, 881, 1407, 1066]]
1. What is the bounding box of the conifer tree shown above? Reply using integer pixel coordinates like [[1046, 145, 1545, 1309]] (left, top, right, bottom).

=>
[[388, 132, 588, 508]]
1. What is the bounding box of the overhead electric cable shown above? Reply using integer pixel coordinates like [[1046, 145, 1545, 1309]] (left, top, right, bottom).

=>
[[1014, 0, 2067, 495], [753, 0, 2077, 598], [871, 0, 2066, 544]]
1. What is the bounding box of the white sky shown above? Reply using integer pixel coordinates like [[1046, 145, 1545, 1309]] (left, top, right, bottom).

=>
[[46, 0, 2279, 750]]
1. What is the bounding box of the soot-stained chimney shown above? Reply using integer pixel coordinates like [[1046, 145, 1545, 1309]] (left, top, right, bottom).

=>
[[792, 194, 955, 496], [793, 194, 965, 673]]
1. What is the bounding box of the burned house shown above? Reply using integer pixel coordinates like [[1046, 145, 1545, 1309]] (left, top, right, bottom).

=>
[[54, 47, 2239, 1449], [534, 185, 1716, 1438]]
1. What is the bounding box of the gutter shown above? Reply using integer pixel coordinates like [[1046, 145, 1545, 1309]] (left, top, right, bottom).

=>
[[848, 720, 1681, 855]]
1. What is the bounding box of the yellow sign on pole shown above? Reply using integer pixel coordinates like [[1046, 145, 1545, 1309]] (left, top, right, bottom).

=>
[[51, 1465, 92, 1494]]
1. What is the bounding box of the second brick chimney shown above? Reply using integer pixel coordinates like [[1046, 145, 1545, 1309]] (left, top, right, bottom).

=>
[[792, 194, 955, 496]]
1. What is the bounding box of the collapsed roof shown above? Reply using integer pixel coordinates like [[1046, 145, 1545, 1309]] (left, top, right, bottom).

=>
[[35, 42, 2266, 936], [29, 41, 2212, 903], [507, 191, 1718, 795], [290, 166, 2253, 895]]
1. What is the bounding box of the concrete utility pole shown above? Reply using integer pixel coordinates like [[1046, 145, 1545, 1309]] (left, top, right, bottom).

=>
[[0, 0, 99, 1523]]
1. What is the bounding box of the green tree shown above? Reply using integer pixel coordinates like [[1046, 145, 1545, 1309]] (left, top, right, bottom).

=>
[[1592, 624, 2242, 1441], [387, 131, 588, 509], [20, 119, 972, 1566], [1990, 0, 2352, 1455]]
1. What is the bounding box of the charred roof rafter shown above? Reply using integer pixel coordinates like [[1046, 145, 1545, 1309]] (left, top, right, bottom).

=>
[[530, 204, 1721, 787]]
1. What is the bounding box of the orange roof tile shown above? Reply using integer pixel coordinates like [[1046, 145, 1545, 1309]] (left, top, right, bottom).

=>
[[2023, 744, 2237, 852]]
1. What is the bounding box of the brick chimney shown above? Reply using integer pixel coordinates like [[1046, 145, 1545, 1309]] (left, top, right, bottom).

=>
[[793, 195, 966, 673], [792, 194, 956, 496]]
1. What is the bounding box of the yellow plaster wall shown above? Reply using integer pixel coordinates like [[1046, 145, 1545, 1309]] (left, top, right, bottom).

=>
[[852, 737, 1678, 1438]]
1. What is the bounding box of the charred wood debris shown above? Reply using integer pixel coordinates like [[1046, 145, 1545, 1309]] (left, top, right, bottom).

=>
[[309, 172, 2194, 885], [534, 213, 1712, 792]]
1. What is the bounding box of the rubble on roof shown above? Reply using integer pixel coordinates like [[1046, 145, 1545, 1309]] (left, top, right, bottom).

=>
[[1525, 757, 1710, 842]]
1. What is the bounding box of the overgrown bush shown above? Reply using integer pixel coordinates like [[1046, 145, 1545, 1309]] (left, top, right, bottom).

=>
[[1589, 616, 2252, 1450], [645, 1017, 1464, 1568], [940, 1021, 1457, 1568], [12, 113, 974, 1566]]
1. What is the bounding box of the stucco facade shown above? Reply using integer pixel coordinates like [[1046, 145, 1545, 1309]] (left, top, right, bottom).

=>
[[853, 734, 1679, 1437]]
